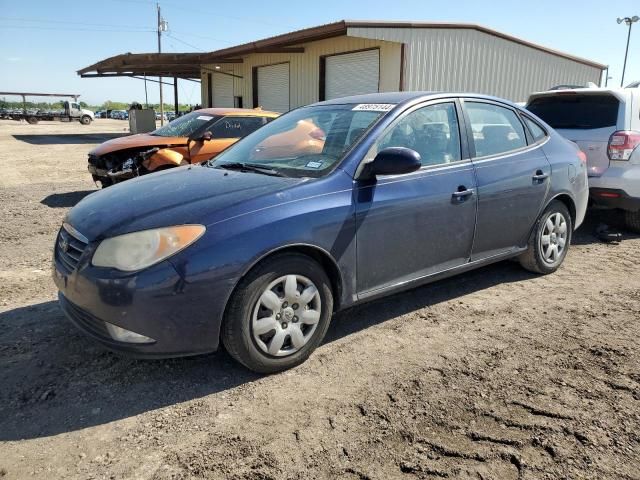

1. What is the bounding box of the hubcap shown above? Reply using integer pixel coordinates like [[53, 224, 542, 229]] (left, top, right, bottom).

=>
[[251, 274, 322, 357], [540, 212, 568, 265]]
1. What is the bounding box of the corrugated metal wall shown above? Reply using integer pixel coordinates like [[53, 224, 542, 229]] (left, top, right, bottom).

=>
[[348, 27, 603, 102], [201, 36, 401, 110]]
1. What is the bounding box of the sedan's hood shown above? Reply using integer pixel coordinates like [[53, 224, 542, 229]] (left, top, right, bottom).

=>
[[66, 165, 304, 240], [89, 133, 187, 156]]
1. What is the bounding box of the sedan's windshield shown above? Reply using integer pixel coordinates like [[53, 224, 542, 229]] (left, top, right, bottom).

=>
[[210, 104, 390, 178], [152, 111, 221, 137]]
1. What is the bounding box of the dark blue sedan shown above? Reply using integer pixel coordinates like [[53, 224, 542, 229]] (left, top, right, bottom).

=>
[[54, 92, 588, 373]]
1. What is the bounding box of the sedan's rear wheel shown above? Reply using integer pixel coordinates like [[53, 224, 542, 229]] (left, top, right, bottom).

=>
[[519, 200, 572, 274], [222, 253, 333, 373]]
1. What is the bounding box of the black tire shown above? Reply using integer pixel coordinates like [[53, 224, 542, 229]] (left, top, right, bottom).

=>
[[519, 200, 573, 274], [624, 210, 640, 234], [221, 253, 334, 374], [80, 115, 92, 125], [26, 116, 38, 125]]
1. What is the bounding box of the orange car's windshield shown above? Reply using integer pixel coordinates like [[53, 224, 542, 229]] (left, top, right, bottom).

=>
[[210, 104, 388, 178], [151, 111, 222, 138]]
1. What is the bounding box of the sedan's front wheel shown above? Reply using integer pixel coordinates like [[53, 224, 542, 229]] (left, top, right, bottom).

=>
[[222, 253, 333, 373], [519, 200, 572, 274]]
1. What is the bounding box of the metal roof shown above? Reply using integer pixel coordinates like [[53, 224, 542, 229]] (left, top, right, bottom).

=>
[[78, 20, 606, 79], [77, 52, 242, 79], [201, 20, 606, 70]]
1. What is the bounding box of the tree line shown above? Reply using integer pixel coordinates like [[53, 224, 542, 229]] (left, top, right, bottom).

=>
[[0, 98, 197, 112]]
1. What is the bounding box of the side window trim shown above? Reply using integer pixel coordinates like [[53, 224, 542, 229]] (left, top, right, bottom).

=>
[[460, 98, 533, 159], [519, 112, 549, 145]]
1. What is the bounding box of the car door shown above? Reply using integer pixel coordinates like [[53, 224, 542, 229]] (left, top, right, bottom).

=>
[[355, 100, 477, 295], [461, 99, 551, 261]]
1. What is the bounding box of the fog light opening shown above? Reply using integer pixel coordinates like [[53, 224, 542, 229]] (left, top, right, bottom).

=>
[[105, 322, 155, 344]]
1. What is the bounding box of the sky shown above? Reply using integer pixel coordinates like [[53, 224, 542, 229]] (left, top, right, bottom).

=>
[[0, 0, 638, 106]]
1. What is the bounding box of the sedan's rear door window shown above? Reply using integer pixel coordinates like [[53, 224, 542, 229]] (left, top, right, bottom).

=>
[[465, 102, 527, 157], [522, 115, 547, 142]]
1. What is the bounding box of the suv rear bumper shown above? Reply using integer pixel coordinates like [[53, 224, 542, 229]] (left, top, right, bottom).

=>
[[590, 188, 640, 211]]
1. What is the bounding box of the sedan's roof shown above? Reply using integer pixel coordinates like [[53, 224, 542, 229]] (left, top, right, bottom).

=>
[[312, 91, 522, 109], [197, 107, 279, 117], [313, 91, 433, 106]]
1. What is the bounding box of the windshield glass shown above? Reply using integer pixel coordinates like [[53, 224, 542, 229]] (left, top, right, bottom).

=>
[[152, 111, 221, 137], [210, 104, 388, 178]]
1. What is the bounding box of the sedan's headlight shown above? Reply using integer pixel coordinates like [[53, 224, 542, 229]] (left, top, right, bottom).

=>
[[92, 225, 205, 271]]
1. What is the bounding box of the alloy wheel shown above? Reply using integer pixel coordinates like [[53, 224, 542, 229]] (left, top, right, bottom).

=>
[[540, 212, 568, 265]]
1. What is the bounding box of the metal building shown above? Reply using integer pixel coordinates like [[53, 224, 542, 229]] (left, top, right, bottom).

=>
[[78, 21, 605, 112], [199, 20, 605, 111]]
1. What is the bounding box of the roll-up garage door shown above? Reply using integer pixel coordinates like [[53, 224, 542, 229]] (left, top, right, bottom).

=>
[[256, 63, 290, 113], [325, 49, 380, 100], [212, 73, 234, 108]]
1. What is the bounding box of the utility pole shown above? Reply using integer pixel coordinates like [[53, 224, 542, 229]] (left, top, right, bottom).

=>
[[157, 3, 168, 125], [617, 15, 639, 87]]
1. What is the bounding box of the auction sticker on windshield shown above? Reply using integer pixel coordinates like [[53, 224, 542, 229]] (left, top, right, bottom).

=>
[[197, 116, 213, 121], [352, 104, 395, 112]]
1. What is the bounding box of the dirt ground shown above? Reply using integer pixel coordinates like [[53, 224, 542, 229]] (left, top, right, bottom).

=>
[[0, 119, 638, 480]]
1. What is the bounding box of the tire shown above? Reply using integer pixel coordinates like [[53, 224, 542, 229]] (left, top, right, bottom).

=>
[[519, 200, 572, 274], [80, 115, 92, 125], [624, 210, 640, 234], [27, 116, 38, 125], [222, 253, 334, 374]]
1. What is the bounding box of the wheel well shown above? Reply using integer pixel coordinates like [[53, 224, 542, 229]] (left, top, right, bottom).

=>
[[241, 245, 343, 312], [552, 194, 576, 226]]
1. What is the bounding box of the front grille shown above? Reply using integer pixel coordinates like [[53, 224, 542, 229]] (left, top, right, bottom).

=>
[[56, 224, 88, 274]]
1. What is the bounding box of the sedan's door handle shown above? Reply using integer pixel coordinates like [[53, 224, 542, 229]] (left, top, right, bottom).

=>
[[532, 170, 549, 183], [452, 186, 474, 203]]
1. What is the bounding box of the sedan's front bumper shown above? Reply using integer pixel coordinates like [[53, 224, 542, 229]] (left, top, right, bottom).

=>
[[53, 253, 224, 358]]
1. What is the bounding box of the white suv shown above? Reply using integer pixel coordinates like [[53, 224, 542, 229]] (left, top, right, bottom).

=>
[[526, 86, 640, 232]]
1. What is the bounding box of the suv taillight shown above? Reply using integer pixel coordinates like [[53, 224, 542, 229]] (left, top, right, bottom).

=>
[[608, 130, 640, 161]]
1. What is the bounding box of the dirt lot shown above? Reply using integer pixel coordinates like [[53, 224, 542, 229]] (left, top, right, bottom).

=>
[[0, 119, 639, 480]]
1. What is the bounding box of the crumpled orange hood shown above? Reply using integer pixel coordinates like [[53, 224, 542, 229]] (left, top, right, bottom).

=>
[[89, 133, 187, 156]]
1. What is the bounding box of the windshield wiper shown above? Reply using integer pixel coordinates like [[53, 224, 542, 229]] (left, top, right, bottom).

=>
[[214, 162, 287, 177]]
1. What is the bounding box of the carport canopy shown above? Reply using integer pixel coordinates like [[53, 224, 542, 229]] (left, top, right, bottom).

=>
[[77, 52, 243, 79], [77, 52, 244, 113]]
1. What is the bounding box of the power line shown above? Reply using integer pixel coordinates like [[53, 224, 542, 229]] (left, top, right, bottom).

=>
[[164, 32, 205, 51], [0, 16, 154, 30], [0, 24, 155, 33]]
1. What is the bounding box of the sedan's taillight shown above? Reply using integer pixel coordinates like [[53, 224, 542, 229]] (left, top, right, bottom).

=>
[[607, 130, 640, 161]]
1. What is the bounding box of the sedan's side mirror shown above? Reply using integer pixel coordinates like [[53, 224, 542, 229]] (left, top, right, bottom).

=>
[[360, 147, 421, 179], [200, 131, 213, 142]]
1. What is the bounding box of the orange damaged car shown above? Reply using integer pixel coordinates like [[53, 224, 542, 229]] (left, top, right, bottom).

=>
[[87, 108, 278, 187]]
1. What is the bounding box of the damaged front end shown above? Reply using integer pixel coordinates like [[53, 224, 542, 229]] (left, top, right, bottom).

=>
[[88, 147, 187, 188]]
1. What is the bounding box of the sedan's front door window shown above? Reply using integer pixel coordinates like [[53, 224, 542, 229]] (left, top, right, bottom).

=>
[[374, 102, 462, 167], [466, 102, 527, 157], [210, 116, 269, 138]]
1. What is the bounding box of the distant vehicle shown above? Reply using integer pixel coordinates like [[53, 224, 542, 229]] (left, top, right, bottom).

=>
[[110, 110, 128, 120], [527, 85, 640, 232], [3, 100, 94, 125], [155, 111, 168, 120], [57, 92, 587, 373], [87, 107, 279, 187]]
